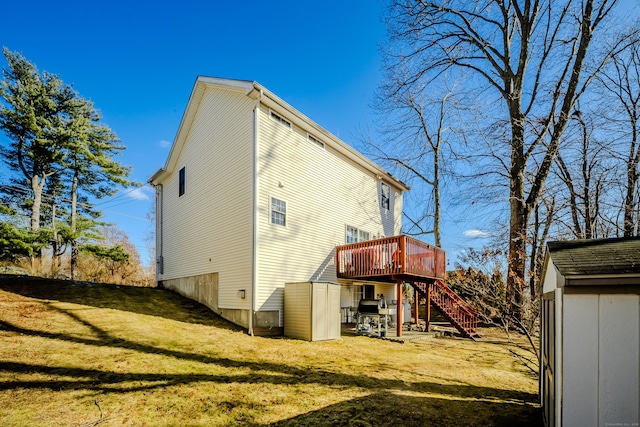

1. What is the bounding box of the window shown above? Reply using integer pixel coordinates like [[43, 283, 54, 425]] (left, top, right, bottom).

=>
[[346, 225, 370, 244], [346, 226, 358, 244], [270, 197, 287, 226], [381, 182, 390, 210], [179, 167, 186, 197], [308, 133, 325, 150], [270, 111, 291, 129]]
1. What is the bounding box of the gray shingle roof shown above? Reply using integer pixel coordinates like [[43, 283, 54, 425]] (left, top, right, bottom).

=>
[[547, 237, 640, 276]]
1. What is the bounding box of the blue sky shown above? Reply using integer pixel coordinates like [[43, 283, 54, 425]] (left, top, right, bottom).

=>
[[11, 0, 626, 265], [0, 0, 403, 264]]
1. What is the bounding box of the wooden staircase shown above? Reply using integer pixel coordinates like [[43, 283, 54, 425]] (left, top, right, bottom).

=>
[[411, 280, 481, 339]]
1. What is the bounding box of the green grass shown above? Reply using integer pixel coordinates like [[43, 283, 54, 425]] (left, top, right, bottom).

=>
[[0, 275, 541, 426]]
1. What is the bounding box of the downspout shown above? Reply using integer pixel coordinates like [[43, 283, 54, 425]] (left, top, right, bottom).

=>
[[250, 89, 263, 336], [155, 184, 164, 279]]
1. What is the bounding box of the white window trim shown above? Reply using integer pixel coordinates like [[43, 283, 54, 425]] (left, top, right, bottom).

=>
[[269, 110, 292, 130], [307, 133, 325, 150], [346, 225, 370, 244], [380, 182, 390, 210], [269, 196, 287, 227]]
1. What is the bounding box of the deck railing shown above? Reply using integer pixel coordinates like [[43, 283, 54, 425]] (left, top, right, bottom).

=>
[[336, 235, 446, 280]]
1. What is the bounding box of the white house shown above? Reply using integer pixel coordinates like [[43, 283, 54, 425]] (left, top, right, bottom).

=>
[[149, 76, 411, 335], [539, 237, 640, 427]]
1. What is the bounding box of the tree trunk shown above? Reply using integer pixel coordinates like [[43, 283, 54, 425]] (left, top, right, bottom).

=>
[[624, 118, 638, 237], [507, 113, 527, 321], [433, 143, 441, 247], [70, 173, 78, 280], [507, 193, 527, 320], [51, 201, 58, 274], [30, 174, 45, 231]]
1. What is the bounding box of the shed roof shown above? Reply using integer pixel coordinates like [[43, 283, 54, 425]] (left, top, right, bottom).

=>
[[547, 237, 640, 277]]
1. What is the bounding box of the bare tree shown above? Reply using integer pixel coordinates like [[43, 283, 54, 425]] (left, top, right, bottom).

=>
[[528, 196, 555, 295], [364, 70, 462, 247], [384, 0, 636, 319], [553, 110, 609, 239], [598, 43, 640, 236]]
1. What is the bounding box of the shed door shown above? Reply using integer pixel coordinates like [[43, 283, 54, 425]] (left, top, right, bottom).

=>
[[327, 285, 341, 340], [313, 284, 328, 340]]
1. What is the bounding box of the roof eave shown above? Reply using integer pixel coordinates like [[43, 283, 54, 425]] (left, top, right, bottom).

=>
[[149, 168, 168, 185], [154, 76, 409, 192]]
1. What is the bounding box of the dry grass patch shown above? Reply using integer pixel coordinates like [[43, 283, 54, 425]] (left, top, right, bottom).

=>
[[0, 275, 540, 426]]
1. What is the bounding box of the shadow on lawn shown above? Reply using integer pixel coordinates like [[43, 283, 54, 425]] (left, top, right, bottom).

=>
[[0, 274, 242, 330], [260, 391, 542, 427], [0, 276, 541, 425], [1, 307, 538, 400]]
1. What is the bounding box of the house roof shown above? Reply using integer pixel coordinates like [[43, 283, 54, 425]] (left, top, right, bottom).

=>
[[547, 237, 640, 277], [149, 76, 410, 192]]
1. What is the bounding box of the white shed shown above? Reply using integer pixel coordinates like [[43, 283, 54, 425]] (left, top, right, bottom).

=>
[[539, 237, 640, 427], [284, 282, 341, 341]]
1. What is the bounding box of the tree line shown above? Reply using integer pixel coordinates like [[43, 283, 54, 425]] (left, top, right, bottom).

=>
[[367, 0, 640, 325], [0, 48, 142, 283]]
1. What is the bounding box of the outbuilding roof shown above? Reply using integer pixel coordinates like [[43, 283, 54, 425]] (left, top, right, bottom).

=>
[[547, 237, 640, 277]]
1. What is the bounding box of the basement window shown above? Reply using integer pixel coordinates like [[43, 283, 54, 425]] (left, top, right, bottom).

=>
[[307, 133, 325, 150], [270, 197, 287, 226], [270, 110, 291, 129]]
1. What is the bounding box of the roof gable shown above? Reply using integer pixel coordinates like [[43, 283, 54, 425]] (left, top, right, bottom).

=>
[[149, 77, 408, 192]]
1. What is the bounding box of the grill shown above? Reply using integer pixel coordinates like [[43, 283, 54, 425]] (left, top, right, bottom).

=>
[[357, 299, 381, 314], [355, 299, 394, 336]]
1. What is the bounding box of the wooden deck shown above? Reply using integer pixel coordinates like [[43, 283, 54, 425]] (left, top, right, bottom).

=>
[[336, 236, 479, 339], [336, 235, 446, 282]]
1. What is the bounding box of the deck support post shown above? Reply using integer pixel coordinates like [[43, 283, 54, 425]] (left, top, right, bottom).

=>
[[396, 279, 403, 337], [414, 288, 419, 327], [425, 283, 431, 332]]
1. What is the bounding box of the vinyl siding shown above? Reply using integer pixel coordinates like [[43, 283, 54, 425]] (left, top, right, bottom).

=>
[[158, 85, 254, 309], [562, 293, 640, 427], [256, 105, 403, 321]]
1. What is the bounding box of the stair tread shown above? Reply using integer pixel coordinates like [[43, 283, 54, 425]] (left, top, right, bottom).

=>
[[412, 279, 479, 339]]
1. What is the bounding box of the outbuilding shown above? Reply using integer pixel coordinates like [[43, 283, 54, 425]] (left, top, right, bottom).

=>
[[284, 282, 341, 341], [539, 237, 640, 427]]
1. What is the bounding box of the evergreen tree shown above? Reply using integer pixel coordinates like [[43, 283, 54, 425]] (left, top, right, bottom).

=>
[[0, 49, 136, 274], [0, 48, 73, 233], [0, 203, 47, 260], [60, 95, 136, 279]]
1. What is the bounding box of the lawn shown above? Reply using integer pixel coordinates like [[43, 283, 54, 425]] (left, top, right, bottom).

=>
[[0, 275, 541, 426]]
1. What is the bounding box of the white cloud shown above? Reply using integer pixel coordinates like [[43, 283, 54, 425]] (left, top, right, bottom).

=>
[[463, 229, 490, 238], [159, 139, 172, 148], [125, 186, 151, 201]]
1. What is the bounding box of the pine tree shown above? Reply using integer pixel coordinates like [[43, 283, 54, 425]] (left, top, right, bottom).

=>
[[60, 96, 136, 278], [0, 48, 73, 233], [0, 49, 136, 275]]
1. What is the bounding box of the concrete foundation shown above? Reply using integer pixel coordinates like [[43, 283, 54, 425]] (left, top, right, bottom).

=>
[[160, 273, 251, 329]]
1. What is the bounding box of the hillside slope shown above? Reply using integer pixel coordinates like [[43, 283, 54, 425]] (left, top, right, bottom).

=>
[[0, 275, 540, 426]]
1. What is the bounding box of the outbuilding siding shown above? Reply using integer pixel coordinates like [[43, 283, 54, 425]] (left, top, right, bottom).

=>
[[540, 237, 640, 427]]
